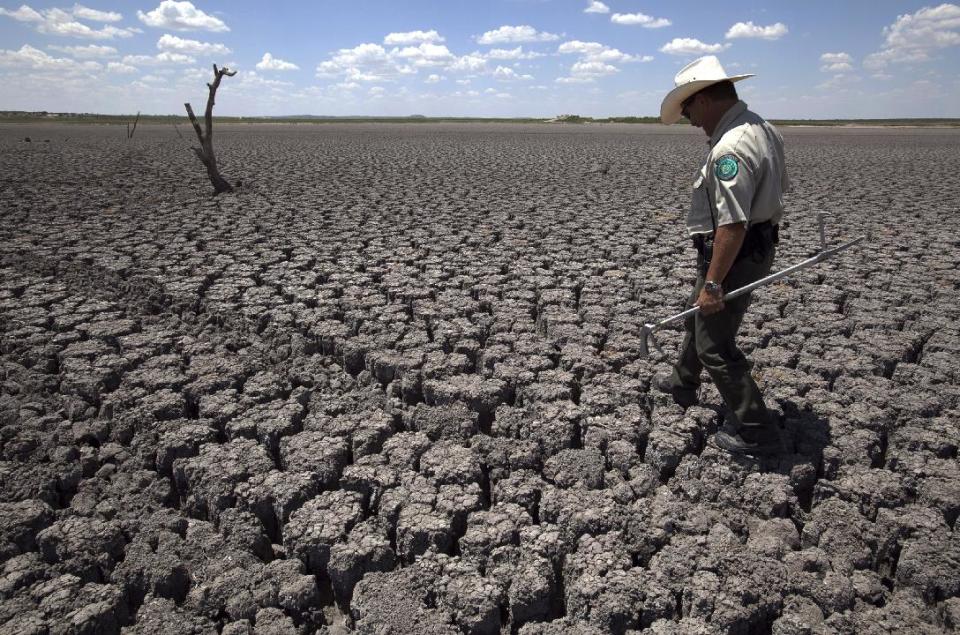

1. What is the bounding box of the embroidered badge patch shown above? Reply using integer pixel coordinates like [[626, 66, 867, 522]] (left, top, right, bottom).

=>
[[715, 155, 739, 181]]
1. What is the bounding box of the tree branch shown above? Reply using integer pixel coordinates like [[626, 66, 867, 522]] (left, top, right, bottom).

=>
[[184, 103, 204, 144], [183, 64, 236, 194]]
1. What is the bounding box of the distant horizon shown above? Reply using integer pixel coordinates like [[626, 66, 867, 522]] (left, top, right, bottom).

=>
[[2, 2, 959, 119], [4, 110, 960, 125]]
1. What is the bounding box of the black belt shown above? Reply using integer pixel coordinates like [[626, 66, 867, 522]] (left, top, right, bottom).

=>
[[693, 221, 779, 264]]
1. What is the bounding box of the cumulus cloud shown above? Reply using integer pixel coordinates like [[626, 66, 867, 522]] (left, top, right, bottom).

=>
[[476, 25, 560, 45], [235, 70, 294, 89], [256, 52, 299, 71], [865, 3, 960, 69], [557, 40, 644, 64], [584, 1, 609, 14], [157, 34, 230, 56], [725, 21, 788, 40], [820, 52, 854, 73], [571, 60, 619, 77], [485, 46, 543, 60], [71, 4, 121, 22], [0, 5, 44, 22], [383, 29, 444, 45], [0, 43, 101, 71], [493, 65, 533, 81], [393, 42, 456, 68], [425, 73, 443, 83], [122, 51, 194, 66], [816, 72, 861, 91], [610, 12, 671, 28], [556, 39, 650, 83], [48, 43, 117, 58], [0, 4, 138, 38], [106, 61, 137, 73], [316, 42, 416, 82], [659, 38, 730, 56], [137, 1, 228, 32], [316, 40, 492, 81], [448, 53, 487, 73]]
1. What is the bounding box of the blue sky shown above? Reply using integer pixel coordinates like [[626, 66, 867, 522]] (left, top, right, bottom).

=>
[[1, 1, 959, 118]]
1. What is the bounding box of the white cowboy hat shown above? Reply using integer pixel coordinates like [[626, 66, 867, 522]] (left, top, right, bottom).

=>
[[660, 55, 754, 124]]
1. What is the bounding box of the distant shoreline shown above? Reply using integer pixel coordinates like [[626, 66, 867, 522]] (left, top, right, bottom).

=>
[[1, 112, 958, 128]]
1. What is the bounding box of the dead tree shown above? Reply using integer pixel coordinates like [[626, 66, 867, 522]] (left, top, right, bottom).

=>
[[184, 64, 236, 194], [126, 111, 140, 139]]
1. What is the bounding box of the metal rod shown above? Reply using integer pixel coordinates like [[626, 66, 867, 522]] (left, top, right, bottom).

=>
[[818, 213, 828, 251], [649, 234, 866, 332]]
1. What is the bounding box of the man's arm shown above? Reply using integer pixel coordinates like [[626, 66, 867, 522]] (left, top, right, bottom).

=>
[[697, 222, 746, 315]]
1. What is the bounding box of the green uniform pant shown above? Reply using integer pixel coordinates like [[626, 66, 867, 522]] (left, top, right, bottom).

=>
[[669, 244, 775, 428]]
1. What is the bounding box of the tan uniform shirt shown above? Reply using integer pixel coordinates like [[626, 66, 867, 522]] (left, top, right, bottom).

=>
[[687, 101, 789, 236]]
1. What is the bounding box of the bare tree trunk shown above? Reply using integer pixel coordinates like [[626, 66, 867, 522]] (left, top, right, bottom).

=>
[[184, 64, 236, 195], [127, 111, 141, 139]]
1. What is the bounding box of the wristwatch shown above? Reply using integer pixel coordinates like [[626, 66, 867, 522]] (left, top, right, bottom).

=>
[[704, 280, 722, 296]]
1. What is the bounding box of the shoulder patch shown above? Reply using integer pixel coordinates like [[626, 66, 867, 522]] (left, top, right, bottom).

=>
[[715, 154, 739, 181]]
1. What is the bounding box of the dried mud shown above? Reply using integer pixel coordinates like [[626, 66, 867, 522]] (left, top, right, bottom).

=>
[[1, 122, 958, 634]]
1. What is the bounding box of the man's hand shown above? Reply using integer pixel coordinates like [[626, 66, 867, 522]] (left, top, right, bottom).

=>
[[697, 286, 724, 315], [699, 222, 746, 316]]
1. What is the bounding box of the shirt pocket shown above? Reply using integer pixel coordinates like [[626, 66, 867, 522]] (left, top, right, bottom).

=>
[[686, 168, 714, 234]]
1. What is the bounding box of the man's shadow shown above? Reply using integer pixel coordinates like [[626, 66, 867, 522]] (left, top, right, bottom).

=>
[[722, 399, 832, 511]]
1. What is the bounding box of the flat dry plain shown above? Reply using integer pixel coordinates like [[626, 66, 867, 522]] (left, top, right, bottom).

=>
[[1, 122, 959, 635]]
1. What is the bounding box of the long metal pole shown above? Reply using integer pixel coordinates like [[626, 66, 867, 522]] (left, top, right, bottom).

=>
[[649, 234, 866, 332]]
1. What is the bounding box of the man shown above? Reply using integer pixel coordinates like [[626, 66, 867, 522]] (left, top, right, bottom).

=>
[[656, 56, 789, 456]]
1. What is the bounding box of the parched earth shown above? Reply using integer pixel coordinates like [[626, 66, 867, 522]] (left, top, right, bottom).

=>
[[0, 122, 958, 634]]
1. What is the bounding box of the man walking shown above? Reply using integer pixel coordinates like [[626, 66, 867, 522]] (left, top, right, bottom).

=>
[[656, 56, 789, 456]]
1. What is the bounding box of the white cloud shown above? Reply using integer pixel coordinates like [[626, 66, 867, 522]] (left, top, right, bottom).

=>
[[556, 76, 593, 84], [725, 21, 788, 40], [235, 70, 293, 89], [476, 25, 560, 45], [584, 1, 609, 14], [0, 43, 101, 71], [820, 52, 853, 73], [0, 5, 138, 39], [816, 72, 862, 91], [137, 1, 228, 32], [865, 3, 960, 69], [660, 38, 730, 56], [883, 3, 960, 49], [393, 42, 456, 67], [425, 73, 443, 83], [106, 61, 137, 73], [384, 29, 444, 45], [41, 16, 135, 39], [71, 4, 121, 22], [49, 43, 117, 58], [485, 46, 542, 60], [369, 86, 385, 97], [493, 65, 533, 81], [571, 60, 619, 77], [558, 40, 641, 64], [0, 5, 43, 22], [447, 53, 487, 73], [122, 51, 194, 66], [256, 52, 298, 71], [316, 42, 416, 82], [611, 12, 671, 28], [157, 34, 230, 56], [555, 40, 650, 84]]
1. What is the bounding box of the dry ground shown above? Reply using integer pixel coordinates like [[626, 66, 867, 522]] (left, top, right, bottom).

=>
[[1, 122, 959, 634]]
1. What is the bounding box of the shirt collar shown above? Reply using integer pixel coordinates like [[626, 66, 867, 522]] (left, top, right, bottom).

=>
[[708, 100, 748, 147]]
